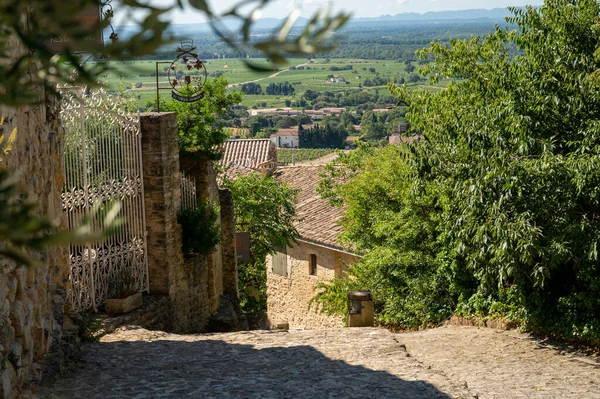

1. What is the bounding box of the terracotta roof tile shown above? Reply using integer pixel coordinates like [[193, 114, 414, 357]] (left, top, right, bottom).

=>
[[220, 139, 277, 169], [275, 166, 351, 251]]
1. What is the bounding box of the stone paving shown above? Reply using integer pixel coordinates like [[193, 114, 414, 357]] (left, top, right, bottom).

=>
[[41, 326, 600, 399]]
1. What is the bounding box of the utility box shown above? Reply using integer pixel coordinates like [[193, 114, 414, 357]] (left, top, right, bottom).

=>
[[347, 291, 374, 327]]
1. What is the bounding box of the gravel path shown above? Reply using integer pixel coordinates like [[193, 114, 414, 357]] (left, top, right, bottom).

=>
[[41, 326, 599, 399]]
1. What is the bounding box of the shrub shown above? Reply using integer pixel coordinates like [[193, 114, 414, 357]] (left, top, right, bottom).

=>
[[178, 200, 220, 258]]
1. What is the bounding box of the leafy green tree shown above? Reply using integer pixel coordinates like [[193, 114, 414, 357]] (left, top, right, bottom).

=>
[[316, 0, 600, 344], [164, 76, 243, 160], [223, 173, 299, 313]]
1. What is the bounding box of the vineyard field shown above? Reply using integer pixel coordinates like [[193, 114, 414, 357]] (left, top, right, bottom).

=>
[[277, 148, 334, 164]]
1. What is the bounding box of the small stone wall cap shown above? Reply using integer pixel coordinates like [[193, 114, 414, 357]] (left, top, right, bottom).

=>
[[347, 291, 372, 301]]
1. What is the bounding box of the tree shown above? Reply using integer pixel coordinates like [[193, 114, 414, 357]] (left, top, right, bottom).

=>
[[315, 0, 600, 345], [223, 173, 299, 313], [165, 76, 243, 160], [303, 89, 319, 102]]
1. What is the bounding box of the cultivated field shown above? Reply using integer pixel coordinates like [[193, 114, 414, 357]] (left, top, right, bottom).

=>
[[277, 148, 335, 164], [93, 57, 446, 108]]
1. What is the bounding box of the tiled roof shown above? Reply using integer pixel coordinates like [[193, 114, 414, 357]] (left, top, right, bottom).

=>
[[220, 139, 276, 169], [275, 166, 351, 252]]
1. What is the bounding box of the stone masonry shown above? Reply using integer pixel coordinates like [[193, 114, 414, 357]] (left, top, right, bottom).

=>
[[0, 93, 70, 399], [267, 241, 357, 329]]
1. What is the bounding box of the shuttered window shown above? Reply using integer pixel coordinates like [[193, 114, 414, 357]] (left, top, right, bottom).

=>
[[309, 254, 317, 275], [272, 246, 288, 277]]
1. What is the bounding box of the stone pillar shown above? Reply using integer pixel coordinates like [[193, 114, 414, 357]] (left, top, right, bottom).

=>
[[219, 189, 238, 297], [139, 112, 183, 295]]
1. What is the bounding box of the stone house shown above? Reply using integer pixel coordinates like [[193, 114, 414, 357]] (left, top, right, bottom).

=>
[[388, 134, 421, 145], [270, 127, 299, 148], [266, 166, 359, 329]]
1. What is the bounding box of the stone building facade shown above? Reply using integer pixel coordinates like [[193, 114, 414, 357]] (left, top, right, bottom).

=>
[[267, 240, 357, 328], [266, 166, 359, 329]]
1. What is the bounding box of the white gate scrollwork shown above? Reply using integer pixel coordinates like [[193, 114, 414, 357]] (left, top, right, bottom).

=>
[[60, 89, 149, 312]]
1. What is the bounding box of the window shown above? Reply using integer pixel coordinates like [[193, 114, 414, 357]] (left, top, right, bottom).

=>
[[309, 254, 317, 275], [272, 246, 287, 277]]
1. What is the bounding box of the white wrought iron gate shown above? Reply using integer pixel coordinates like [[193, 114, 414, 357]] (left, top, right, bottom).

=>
[[60, 89, 149, 312]]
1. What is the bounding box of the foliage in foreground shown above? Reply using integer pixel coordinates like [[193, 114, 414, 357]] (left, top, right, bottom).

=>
[[223, 172, 299, 313], [314, 0, 600, 345]]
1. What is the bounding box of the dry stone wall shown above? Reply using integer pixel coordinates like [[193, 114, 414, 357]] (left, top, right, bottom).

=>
[[266, 241, 357, 329], [0, 95, 70, 399]]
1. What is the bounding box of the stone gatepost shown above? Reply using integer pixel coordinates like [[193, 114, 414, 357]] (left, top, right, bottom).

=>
[[139, 112, 183, 296]]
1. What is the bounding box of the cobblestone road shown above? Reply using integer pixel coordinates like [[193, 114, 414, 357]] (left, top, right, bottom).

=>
[[41, 326, 599, 399]]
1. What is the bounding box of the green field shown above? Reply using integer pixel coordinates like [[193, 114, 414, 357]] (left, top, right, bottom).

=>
[[277, 148, 334, 164], [93, 57, 446, 108]]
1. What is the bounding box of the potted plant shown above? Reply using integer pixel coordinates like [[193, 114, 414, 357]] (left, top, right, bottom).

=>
[[104, 267, 143, 314]]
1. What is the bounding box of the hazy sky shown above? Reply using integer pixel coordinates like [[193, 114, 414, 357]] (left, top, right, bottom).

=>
[[119, 0, 544, 25]]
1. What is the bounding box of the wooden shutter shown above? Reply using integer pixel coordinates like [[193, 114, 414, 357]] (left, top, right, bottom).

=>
[[272, 246, 288, 277]]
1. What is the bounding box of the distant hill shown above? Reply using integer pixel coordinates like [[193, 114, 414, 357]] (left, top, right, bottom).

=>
[[352, 7, 525, 23], [112, 7, 523, 36], [109, 7, 528, 44]]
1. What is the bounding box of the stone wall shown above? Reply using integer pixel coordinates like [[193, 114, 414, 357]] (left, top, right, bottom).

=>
[[179, 157, 227, 313], [266, 241, 357, 329], [140, 113, 239, 333], [219, 189, 238, 297], [0, 95, 70, 399]]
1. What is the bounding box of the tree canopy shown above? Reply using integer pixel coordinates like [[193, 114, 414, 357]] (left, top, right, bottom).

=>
[[315, 0, 600, 345], [223, 172, 299, 313], [162, 76, 243, 159]]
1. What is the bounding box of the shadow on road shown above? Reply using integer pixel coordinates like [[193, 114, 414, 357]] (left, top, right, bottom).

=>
[[42, 332, 452, 398]]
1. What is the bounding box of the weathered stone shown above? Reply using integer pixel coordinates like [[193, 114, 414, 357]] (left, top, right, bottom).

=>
[[8, 343, 22, 368], [206, 295, 249, 333], [6, 275, 17, 302], [104, 293, 143, 315], [41, 326, 600, 399], [1, 86, 70, 398], [267, 241, 357, 329], [140, 113, 242, 334], [1, 363, 16, 399], [9, 301, 25, 337]]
